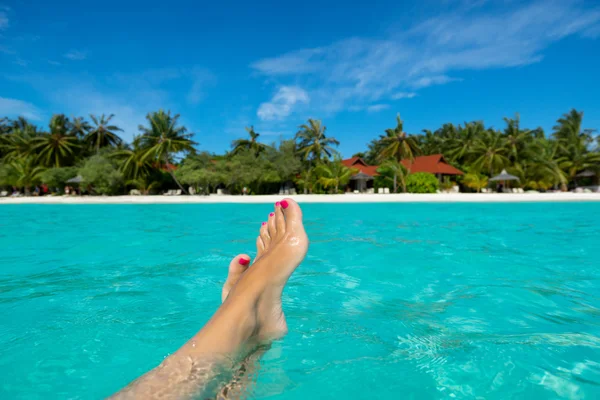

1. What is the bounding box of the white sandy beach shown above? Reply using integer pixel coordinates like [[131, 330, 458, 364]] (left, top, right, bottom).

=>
[[1, 192, 600, 204]]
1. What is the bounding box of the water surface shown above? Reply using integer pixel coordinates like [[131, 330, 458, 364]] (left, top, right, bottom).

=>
[[1, 203, 599, 399]]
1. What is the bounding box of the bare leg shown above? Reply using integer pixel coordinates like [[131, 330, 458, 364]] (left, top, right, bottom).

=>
[[111, 199, 308, 399]]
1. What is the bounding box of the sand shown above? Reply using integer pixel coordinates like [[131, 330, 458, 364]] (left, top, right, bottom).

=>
[[1, 192, 600, 204]]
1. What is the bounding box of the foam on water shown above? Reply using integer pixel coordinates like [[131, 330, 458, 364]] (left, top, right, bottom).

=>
[[1, 203, 599, 399]]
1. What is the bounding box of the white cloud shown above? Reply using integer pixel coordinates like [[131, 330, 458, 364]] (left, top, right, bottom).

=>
[[0, 10, 8, 30], [257, 86, 309, 121], [64, 50, 87, 61], [367, 104, 390, 113], [0, 97, 42, 120], [391, 92, 417, 100], [410, 75, 460, 89], [251, 0, 600, 116]]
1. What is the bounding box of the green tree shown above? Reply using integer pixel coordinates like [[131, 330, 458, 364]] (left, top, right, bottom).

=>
[[446, 121, 484, 163], [470, 130, 510, 175], [175, 152, 220, 194], [231, 126, 269, 156], [31, 114, 80, 167], [70, 116, 91, 139], [79, 154, 124, 195], [268, 139, 302, 188], [139, 110, 197, 193], [378, 114, 421, 164], [1, 124, 38, 162], [463, 173, 489, 193], [405, 172, 439, 193], [377, 158, 408, 193], [40, 167, 78, 189], [314, 158, 355, 193], [9, 157, 46, 193], [112, 136, 156, 180], [296, 119, 339, 163], [502, 113, 536, 163], [86, 114, 123, 152]]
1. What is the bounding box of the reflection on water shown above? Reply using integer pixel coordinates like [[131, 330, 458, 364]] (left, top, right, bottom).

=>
[[1, 203, 600, 399]]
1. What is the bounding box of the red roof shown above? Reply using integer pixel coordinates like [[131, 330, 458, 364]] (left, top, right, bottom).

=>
[[401, 154, 463, 175], [341, 154, 463, 177], [342, 157, 380, 177]]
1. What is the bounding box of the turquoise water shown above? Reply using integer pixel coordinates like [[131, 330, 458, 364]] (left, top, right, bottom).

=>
[[1, 203, 600, 399]]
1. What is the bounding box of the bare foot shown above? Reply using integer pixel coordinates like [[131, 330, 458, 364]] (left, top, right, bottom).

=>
[[220, 198, 308, 339]]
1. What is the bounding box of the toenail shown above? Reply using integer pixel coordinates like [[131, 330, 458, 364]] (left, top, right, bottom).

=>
[[239, 257, 250, 266], [269, 212, 274, 217], [275, 202, 281, 207], [262, 222, 267, 226], [281, 200, 289, 209]]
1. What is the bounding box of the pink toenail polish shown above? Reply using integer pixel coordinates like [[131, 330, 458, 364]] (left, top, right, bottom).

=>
[[275, 202, 281, 207], [280, 200, 289, 209], [269, 212, 274, 217], [262, 222, 267, 226], [239, 257, 250, 266]]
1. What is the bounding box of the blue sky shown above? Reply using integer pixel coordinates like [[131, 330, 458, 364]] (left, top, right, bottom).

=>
[[1, 0, 599, 157]]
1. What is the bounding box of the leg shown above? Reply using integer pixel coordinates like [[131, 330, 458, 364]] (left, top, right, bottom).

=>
[[111, 199, 308, 399]]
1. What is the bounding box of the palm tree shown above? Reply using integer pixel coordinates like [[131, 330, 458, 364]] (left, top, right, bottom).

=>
[[139, 110, 197, 193], [503, 113, 535, 163], [558, 147, 600, 187], [9, 156, 46, 193], [86, 114, 123, 152], [295, 119, 339, 193], [296, 119, 339, 164], [1, 125, 38, 162], [231, 126, 269, 156], [70, 116, 91, 139], [463, 173, 489, 193], [31, 114, 80, 167], [378, 114, 421, 164], [470, 130, 509, 175], [315, 159, 355, 193], [377, 158, 408, 193], [112, 136, 155, 180], [447, 121, 484, 163]]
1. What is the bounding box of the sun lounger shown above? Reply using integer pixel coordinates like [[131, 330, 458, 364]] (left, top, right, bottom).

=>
[[0, 191, 7, 197]]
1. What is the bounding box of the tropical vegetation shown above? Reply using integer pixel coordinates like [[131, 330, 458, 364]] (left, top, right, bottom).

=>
[[0, 109, 598, 195]]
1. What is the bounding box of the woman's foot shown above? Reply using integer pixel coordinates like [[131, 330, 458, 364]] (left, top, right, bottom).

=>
[[219, 198, 308, 339]]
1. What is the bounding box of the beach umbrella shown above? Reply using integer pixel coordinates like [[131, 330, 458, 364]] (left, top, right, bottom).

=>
[[575, 170, 595, 178], [489, 169, 519, 182], [489, 169, 519, 192], [66, 175, 84, 183]]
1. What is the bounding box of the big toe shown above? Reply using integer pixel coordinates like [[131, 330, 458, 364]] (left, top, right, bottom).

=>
[[222, 254, 251, 302], [280, 198, 305, 234]]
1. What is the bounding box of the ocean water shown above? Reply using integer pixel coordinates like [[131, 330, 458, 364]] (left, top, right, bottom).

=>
[[1, 202, 600, 399]]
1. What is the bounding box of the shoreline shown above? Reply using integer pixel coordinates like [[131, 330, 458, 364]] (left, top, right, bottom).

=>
[[1, 192, 600, 204]]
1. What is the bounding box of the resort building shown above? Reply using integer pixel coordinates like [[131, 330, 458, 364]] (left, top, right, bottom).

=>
[[342, 154, 464, 192]]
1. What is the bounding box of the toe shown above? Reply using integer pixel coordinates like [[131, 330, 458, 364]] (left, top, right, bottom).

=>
[[267, 211, 277, 238], [280, 198, 304, 232], [222, 254, 251, 302], [274, 202, 285, 235], [260, 221, 271, 248]]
